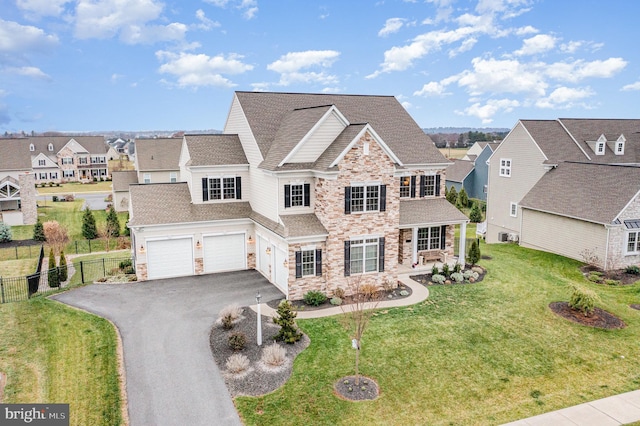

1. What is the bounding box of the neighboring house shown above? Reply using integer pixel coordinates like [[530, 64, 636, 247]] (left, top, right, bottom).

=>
[[27, 136, 118, 183], [134, 138, 182, 184], [0, 139, 37, 225], [112, 171, 138, 212], [486, 118, 640, 270], [462, 141, 500, 161], [128, 91, 469, 300], [446, 142, 498, 201], [445, 159, 474, 196]]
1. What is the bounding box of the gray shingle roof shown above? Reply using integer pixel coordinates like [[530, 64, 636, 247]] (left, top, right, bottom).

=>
[[235, 91, 446, 167], [280, 214, 328, 238], [27, 136, 108, 155], [0, 139, 32, 170], [312, 124, 366, 172], [520, 162, 640, 224], [399, 198, 469, 226], [128, 183, 252, 226], [112, 171, 138, 192], [519, 120, 587, 163], [558, 118, 640, 163], [184, 134, 247, 167], [445, 159, 474, 183], [135, 138, 183, 171]]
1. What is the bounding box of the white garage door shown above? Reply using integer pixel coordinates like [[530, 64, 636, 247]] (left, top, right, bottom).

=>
[[147, 238, 194, 280], [203, 234, 246, 273]]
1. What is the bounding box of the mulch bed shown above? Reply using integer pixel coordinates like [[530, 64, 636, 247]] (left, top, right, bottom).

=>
[[0, 239, 42, 248], [410, 265, 487, 286], [334, 375, 379, 401], [209, 308, 309, 397], [580, 265, 640, 285], [630, 304, 640, 311], [549, 302, 626, 329]]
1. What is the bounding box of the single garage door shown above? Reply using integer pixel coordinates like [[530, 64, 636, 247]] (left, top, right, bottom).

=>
[[203, 234, 246, 273], [147, 238, 194, 280]]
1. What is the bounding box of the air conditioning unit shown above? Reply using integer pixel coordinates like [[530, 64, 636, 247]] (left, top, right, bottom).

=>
[[508, 233, 519, 242], [498, 232, 508, 242]]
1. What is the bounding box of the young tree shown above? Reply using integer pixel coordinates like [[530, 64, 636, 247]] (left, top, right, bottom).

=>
[[59, 250, 68, 282], [0, 221, 12, 243], [33, 218, 46, 241], [48, 248, 60, 288], [123, 211, 130, 237], [457, 187, 469, 208], [82, 207, 98, 240], [469, 203, 483, 223], [340, 277, 381, 386], [106, 207, 120, 238], [43, 221, 69, 255], [446, 186, 458, 205], [273, 300, 302, 344], [468, 239, 481, 266]]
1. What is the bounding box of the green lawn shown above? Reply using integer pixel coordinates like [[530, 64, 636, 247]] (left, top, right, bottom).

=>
[[36, 181, 113, 194], [0, 298, 123, 425], [0, 258, 38, 277], [236, 243, 640, 425], [67, 250, 131, 286]]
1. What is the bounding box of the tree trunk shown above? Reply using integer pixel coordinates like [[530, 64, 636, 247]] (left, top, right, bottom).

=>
[[355, 344, 360, 386]]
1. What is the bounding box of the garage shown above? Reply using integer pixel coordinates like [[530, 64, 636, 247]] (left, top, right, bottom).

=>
[[203, 233, 246, 273], [147, 238, 194, 280]]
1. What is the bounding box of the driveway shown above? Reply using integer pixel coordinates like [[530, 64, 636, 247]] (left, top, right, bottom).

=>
[[52, 270, 284, 426]]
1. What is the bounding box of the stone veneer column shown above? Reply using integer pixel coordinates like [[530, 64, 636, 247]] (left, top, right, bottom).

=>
[[18, 173, 37, 225]]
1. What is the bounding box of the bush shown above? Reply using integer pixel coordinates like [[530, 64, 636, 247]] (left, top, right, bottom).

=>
[[273, 300, 302, 344], [441, 263, 450, 277], [626, 265, 640, 275], [468, 239, 481, 266], [261, 343, 287, 367], [463, 270, 479, 280], [228, 332, 247, 351], [303, 290, 327, 306], [330, 297, 342, 306], [333, 287, 345, 299], [0, 222, 12, 243], [568, 285, 599, 316], [82, 207, 98, 240], [59, 250, 68, 282], [451, 272, 464, 283], [453, 263, 462, 273], [604, 279, 621, 286], [588, 273, 602, 283], [446, 186, 457, 204], [48, 248, 60, 288], [226, 354, 250, 374], [33, 218, 46, 241], [360, 283, 379, 298], [431, 274, 446, 284], [52, 195, 58, 202], [469, 203, 483, 223], [456, 188, 469, 209], [431, 265, 439, 276], [219, 303, 243, 322]]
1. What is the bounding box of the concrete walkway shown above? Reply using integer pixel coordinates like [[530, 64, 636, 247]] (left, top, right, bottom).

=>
[[252, 273, 640, 426]]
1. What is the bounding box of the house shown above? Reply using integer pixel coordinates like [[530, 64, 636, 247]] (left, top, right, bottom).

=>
[[462, 141, 500, 161], [111, 171, 138, 212], [486, 118, 640, 270], [133, 138, 182, 184], [0, 139, 37, 225], [128, 91, 469, 300], [446, 142, 498, 201], [27, 136, 118, 183], [445, 159, 474, 196]]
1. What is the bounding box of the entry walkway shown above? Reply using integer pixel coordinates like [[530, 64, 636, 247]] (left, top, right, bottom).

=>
[[251, 273, 640, 426]]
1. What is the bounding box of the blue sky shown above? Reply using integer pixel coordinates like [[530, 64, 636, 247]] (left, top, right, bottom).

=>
[[1, 0, 639, 133]]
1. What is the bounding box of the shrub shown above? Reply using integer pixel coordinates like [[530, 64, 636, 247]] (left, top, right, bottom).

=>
[[226, 354, 250, 374], [360, 283, 379, 298], [82, 207, 98, 240], [64, 194, 74, 202], [0, 222, 12, 243], [261, 343, 287, 367], [446, 186, 457, 204], [453, 263, 462, 273], [47, 248, 60, 288], [33, 218, 46, 241], [431, 265, 439, 276], [59, 250, 68, 282], [588, 273, 602, 283], [456, 188, 469, 209], [469, 203, 483, 223], [105, 207, 120, 237], [273, 300, 302, 344], [303, 290, 327, 306], [330, 297, 342, 306], [441, 263, 450, 277], [219, 303, 243, 322], [431, 274, 446, 284], [400, 290, 409, 296], [333, 287, 345, 299], [568, 285, 599, 316], [228, 332, 247, 351], [604, 279, 621, 286], [221, 316, 234, 330], [468, 239, 481, 266], [463, 270, 479, 281], [626, 265, 640, 275], [451, 272, 464, 283], [52, 195, 59, 202]]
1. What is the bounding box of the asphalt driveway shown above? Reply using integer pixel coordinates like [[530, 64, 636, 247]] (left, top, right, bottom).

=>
[[52, 270, 284, 426]]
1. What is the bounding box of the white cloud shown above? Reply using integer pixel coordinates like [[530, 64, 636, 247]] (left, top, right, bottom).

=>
[[449, 37, 477, 57], [379, 18, 406, 37], [461, 98, 520, 123], [204, 0, 258, 19], [514, 25, 538, 36], [5, 66, 51, 80], [457, 57, 547, 96], [414, 81, 449, 97], [545, 58, 627, 83], [16, 0, 72, 17], [622, 81, 640, 91], [514, 34, 556, 56], [194, 9, 220, 31], [535, 86, 594, 109], [120, 22, 187, 44], [0, 19, 59, 54], [156, 50, 253, 88], [266, 50, 340, 87]]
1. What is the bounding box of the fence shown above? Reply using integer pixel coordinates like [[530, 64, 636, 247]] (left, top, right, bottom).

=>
[[0, 256, 133, 304], [0, 238, 130, 260]]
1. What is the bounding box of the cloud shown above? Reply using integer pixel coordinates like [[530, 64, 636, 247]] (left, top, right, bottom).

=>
[[514, 34, 556, 56], [194, 9, 220, 31], [622, 81, 640, 91], [457, 57, 547, 96], [535, 86, 594, 109], [5, 66, 51, 80], [0, 19, 59, 55], [378, 18, 406, 37], [545, 58, 627, 83], [156, 50, 253, 88], [414, 81, 449, 97], [204, 0, 258, 19], [460, 98, 520, 123], [16, 0, 72, 17], [266, 50, 340, 87]]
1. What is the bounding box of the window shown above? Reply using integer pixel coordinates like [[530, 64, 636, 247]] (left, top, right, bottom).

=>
[[510, 202, 518, 217], [596, 142, 605, 155], [422, 175, 436, 197], [295, 249, 322, 278], [78, 157, 88, 164], [91, 156, 106, 164], [50, 172, 57, 179], [143, 173, 151, 184], [39, 173, 47, 180], [202, 176, 241, 201], [417, 226, 444, 251], [61, 157, 73, 165], [499, 159, 512, 177], [38, 159, 46, 166], [170, 172, 177, 183], [345, 184, 386, 214], [63, 170, 74, 178], [349, 238, 379, 274], [627, 232, 640, 254], [616, 141, 625, 155], [29, 144, 34, 152], [399, 176, 414, 198], [48, 143, 54, 152], [284, 183, 310, 208]]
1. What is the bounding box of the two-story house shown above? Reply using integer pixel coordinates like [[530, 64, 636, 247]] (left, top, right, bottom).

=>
[[486, 118, 640, 270], [0, 139, 37, 225], [128, 92, 468, 299]]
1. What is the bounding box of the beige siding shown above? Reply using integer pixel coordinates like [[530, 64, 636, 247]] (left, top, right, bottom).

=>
[[114, 191, 130, 212], [178, 140, 193, 193], [224, 95, 263, 166], [288, 112, 346, 163], [249, 167, 279, 221], [189, 169, 251, 205], [486, 122, 547, 243], [138, 170, 179, 184], [520, 209, 607, 267]]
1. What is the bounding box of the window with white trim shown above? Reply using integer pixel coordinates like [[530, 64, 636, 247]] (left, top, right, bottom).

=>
[[290, 184, 304, 207], [29, 144, 34, 152], [423, 175, 436, 197], [48, 143, 54, 152], [295, 248, 322, 278], [39, 173, 47, 180], [50, 172, 57, 179], [38, 159, 46, 166], [417, 226, 443, 251], [143, 173, 151, 184], [61, 157, 73, 165], [78, 157, 88, 164], [352, 185, 378, 212], [627, 232, 640, 254], [203, 176, 241, 201], [616, 141, 625, 155], [499, 158, 512, 177], [596, 142, 605, 155], [399, 176, 412, 198], [284, 183, 310, 208], [510, 202, 517, 217], [349, 238, 379, 274], [91, 156, 106, 164], [63, 170, 74, 178], [170, 172, 177, 183]]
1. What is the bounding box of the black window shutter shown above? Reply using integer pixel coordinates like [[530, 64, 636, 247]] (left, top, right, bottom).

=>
[[379, 185, 387, 212], [440, 225, 447, 250], [235, 176, 242, 199], [435, 174, 441, 196], [304, 183, 311, 207], [410, 176, 416, 198], [295, 251, 302, 278], [344, 241, 351, 276], [284, 184, 291, 208], [202, 178, 209, 201], [378, 237, 385, 272], [315, 249, 322, 276], [344, 187, 351, 215], [420, 175, 426, 197]]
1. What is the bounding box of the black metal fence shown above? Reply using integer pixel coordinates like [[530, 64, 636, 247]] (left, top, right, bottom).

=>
[[0, 239, 129, 261]]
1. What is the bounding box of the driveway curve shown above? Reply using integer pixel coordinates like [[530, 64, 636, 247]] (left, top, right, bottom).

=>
[[52, 270, 284, 426]]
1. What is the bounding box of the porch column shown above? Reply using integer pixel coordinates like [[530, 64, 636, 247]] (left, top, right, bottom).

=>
[[458, 222, 467, 266], [412, 227, 418, 265]]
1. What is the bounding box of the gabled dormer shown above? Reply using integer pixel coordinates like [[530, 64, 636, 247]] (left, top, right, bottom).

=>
[[586, 134, 607, 156], [32, 153, 58, 169], [607, 134, 626, 156]]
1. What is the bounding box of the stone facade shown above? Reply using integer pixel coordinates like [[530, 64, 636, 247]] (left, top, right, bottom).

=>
[[287, 241, 328, 301], [607, 194, 640, 270], [136, 262, 148, 281], [18, 173, 37, 225], [194, 258, 204, 275], [247, 252, 256, 269], [57, 146, 78, 182]]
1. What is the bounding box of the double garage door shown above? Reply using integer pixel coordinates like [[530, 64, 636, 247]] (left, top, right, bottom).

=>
[[146, 234, 246, 280]]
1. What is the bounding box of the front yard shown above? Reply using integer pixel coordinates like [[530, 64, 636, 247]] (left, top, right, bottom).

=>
[[235, 242, 640, 425]]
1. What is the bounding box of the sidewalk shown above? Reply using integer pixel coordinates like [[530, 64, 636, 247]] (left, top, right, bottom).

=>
[[250, 274, 640, 426]]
